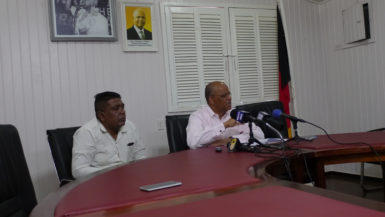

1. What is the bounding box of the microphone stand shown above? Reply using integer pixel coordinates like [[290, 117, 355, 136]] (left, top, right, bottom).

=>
[[287, 120, 308, 143], [248, 121, 263, 146]]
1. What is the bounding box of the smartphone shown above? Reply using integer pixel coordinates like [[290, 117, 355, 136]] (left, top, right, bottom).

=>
[[139, 181, 182, 192]]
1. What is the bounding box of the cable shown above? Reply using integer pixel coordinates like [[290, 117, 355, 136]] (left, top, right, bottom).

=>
[[304, 120, 384, 169]]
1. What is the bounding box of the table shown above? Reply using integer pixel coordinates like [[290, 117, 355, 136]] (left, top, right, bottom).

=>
[[30, 131, 385, 217], [288, 131, 385, 188]]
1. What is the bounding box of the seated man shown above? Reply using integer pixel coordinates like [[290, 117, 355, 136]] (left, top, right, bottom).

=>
[[186, 81, 264, 149], [72, 91, 146, 178]]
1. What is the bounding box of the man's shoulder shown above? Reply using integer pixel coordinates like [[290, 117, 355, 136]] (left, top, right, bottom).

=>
[[127, 26, 136, 32], [190, 106, 211, 118], [76, 118, 99, 135]]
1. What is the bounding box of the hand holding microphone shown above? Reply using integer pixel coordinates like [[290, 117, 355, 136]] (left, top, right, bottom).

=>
[[223, 118, 240, 128]]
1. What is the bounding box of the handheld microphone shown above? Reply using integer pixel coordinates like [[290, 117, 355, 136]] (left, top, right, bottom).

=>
[[272, 109, 305, 123], [230, 109, 256, 123]]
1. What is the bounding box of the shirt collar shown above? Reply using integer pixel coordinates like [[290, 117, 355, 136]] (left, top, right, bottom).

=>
[[134, 25, 143, 33], [97, 119, 128, 134]]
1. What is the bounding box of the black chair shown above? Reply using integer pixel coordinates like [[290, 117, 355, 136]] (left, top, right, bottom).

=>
[[236, 101, 288, 138], [0, 124, 37, 217], [47, 126, 80, 186], [165, 114, 190, 153], [360, 127, 385, 194]]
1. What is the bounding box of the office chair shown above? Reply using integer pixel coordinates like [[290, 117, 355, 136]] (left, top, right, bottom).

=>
[[236, 101, 289, 138], [165, 114, 190, 153], [0, 124, 37, 217], [360, 127, 385, 194], [47, 126, 80, 186]]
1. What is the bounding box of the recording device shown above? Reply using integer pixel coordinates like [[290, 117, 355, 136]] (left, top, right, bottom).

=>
[[215, 146, 222, 152], [227, 137, 241, 152], [272, 109, 306, 123], [227, 138, 253, 152]]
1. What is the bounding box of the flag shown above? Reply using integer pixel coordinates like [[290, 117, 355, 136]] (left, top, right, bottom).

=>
[[277, 6, 292, 137]]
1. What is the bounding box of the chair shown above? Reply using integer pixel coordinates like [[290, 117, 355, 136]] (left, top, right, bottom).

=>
[[47, 126, 80, 186], [360, 127, 385, 194], [236, 101, 288, 138], [0, 124, 37, 217], [165, 114, 190, 153]]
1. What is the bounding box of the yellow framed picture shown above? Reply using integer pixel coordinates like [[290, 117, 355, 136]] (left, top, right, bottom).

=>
[[120, 1, 157, 51]]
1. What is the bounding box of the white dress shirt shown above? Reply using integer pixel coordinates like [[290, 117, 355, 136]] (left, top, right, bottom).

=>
[[186, 106, 265, 149], [72, 117, 146, 178]]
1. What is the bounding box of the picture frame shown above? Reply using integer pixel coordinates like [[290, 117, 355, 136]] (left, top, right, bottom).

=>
[[120, 1, 157, 52], [49, 0, 117, 41]]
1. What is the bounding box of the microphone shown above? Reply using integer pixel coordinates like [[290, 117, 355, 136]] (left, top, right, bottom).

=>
[[257, 111, 284, 141], [272, 109, 305, 123], [230, 109, 256, 123]]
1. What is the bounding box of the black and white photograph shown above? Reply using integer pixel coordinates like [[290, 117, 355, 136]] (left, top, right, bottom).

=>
[[49, 0, 116, 41]]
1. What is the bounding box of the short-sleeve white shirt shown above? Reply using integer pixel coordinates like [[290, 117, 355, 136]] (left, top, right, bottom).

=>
[[72, 117, 146, 178]]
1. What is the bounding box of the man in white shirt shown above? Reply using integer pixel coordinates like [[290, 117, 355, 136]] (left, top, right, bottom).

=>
[[72, 91, 146, 178], [186, 81, 264, 149]]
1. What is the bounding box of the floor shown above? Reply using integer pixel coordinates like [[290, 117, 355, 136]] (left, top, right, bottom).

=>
[[325, 172, 384, 202]]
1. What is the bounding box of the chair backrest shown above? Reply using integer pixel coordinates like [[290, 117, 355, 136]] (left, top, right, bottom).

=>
[[236, 101, 288, 138], [47, 126, 80, 186], [0, 124, 37, 217], [165, 114, 190, 153]]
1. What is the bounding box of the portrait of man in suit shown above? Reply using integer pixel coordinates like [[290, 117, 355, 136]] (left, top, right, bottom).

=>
[[126, 8, 152, 40]]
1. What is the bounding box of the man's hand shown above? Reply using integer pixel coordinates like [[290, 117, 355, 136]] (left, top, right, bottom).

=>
[[223, 118, 240, 128]]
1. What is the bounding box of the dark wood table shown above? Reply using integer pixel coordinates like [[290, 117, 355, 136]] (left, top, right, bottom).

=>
[[30, 131, 385, 217]]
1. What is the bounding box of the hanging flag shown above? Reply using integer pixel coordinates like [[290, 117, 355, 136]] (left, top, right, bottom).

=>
[[277, 6, 292, 137]]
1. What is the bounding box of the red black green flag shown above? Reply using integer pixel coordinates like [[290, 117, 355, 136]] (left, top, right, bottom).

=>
[[277, 6, 292, 137]]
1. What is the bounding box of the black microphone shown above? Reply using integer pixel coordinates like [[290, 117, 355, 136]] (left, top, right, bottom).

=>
[[272, 109, 305, 123], [230, 109, 257, 123]]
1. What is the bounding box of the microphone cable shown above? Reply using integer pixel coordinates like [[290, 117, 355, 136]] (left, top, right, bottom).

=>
[[303, 120, 384, 169]]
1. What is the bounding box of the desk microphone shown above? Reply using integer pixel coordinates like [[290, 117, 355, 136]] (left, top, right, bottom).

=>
[[272, 109, 305, 123]]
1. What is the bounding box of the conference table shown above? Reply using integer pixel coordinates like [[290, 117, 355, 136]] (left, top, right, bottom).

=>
[[30, 131, 385, 217]]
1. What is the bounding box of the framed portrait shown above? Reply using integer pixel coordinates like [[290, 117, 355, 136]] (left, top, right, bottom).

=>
[[120, 1, 157, 51], [49, 0, 117, 41]]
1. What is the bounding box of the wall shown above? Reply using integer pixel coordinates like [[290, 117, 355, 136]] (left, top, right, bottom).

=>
[[3, 0, 384, 202], [0, 0, 277, 201], [282, 0, 385, 177]]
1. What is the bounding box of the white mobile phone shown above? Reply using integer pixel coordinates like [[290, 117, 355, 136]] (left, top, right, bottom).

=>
[[139, 181, 182, 192]]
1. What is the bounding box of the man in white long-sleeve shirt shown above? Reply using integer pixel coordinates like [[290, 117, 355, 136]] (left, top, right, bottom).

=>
[[186, 81, 264, 149], [72, 91, 146, 178]]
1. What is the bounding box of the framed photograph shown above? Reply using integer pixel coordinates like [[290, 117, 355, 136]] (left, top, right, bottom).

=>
[[49, 0, 117, 41], [120, 1, 157, 51]]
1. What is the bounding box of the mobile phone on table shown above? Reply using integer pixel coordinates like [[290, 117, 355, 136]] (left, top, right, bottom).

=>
[[139, 181, 182, 192]]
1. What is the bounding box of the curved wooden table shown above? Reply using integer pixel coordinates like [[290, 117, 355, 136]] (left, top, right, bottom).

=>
[[30, 131, 385, 217]]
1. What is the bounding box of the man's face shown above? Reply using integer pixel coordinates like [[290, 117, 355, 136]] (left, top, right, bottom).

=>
[[98, 98, 126, 131], [133, 10, 146, 29], [210, 84, 232, 115]]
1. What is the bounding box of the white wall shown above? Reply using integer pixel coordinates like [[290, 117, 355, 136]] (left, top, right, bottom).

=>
[[3, 0, 385, 201], [281, 0, 385, 177], [0, 0, 277, 201]]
